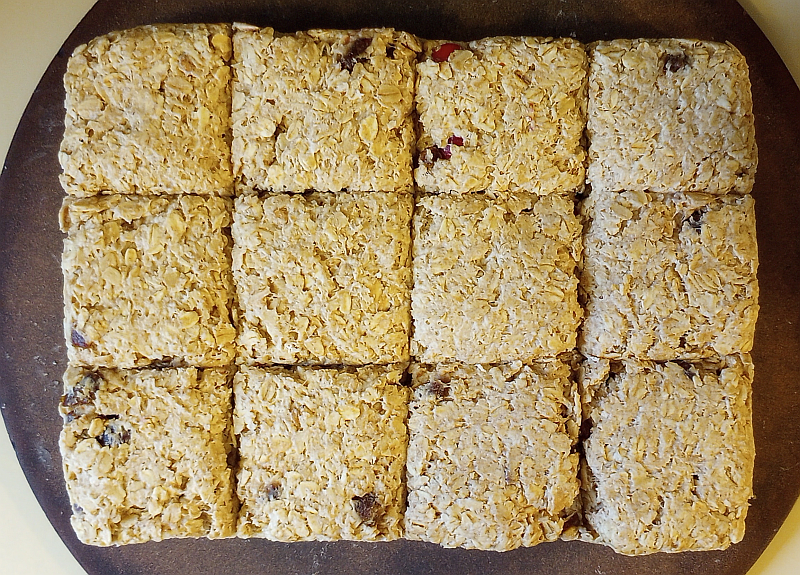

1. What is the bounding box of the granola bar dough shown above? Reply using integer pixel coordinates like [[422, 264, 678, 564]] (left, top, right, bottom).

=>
[[233, 192, 412, 365], [59, 24, 234, 196], [414, 36, 587, 194], [59, 366, 237, 546], [579, 190, 759, 360], [578, 355, 755, 555], [586, 39, 757, 194], [404, 361, 581, 551], [411, 192, 582, 364], [232, 25, 419, 193], [234, 364, 409, 541], [61, 194, 236, 368]]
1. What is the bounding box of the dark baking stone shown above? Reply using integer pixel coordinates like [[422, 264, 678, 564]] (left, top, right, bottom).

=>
[[1, 0, 798, 573]]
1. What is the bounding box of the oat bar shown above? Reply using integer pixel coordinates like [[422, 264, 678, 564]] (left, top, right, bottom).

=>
[[59, 24, 234, 196], [404, 361, 580, 551], [232, 25, 419, 193], [586, 39, 757, 194], [411, 192, 582, 363], [234, 364, 409, 541], [61, 195, 236, 368], [414, 36, 587, 194], [579, 191, 759, 360], [578, 355, 755, 555], [233, 192, 412, 365], [59, 366, 237, 546]]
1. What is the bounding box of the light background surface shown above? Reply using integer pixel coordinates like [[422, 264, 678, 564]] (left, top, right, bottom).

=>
[[0, 1, 798, 573]]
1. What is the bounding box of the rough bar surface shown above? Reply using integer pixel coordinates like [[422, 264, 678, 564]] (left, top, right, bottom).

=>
[[404, 361, 581, 551], [234, 364, 409, 541], [414, 36, 587, 194], [586, 39, 757, 194], [232, 25, 419, 193], [233, 192, 412, 365], [412, 192, 582, 364], [580, 190, 759, 360], [578, 355, 755, 555], [59, 366, 237, 546], [59, 24, 234, 196], [61, 195, 236, 368]]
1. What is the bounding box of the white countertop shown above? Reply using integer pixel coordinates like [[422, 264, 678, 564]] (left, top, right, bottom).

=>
[[1, 1, 798, 573]]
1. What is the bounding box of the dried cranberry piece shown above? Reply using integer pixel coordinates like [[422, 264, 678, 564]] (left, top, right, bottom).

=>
[[339, 37, 373, 72], [431, 43, 461, 63], [419, 145, 452, 167], [352, 493, 379, 523], [71, 328, 90, 348], [447, 135, 464, 146]]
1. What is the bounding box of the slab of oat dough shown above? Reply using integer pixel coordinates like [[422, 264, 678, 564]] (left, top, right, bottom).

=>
[[414, 36, 587, 194], [234, 364, 409, 541], [578, 355, 755, 555], [61, 195, 236, 368], [404, 361, 580, 551], [587, 39, 757, 194], [59, 366, 237, 546], [412, 192, 582, 364], [580, 191, 759, 360], [59, 24, 233, 196], [233, 192, 412, 365], [232, 25, 419, 193]]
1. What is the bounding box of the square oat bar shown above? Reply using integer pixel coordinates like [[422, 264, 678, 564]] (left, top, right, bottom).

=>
[[411, 192, 582, 364], [232, 26, 419, 193], [59, 24, 234, 196], [233, 192, 412, 365], [578, 355, 755, 555], [59, 366, 237, 546], [61, 195, 236, 368], [414, 36, 587, 194], [404, 361, 580, 551], [234, 364, 409, 541], [587, 39, 757, 194], [579, 191, 759, 360]]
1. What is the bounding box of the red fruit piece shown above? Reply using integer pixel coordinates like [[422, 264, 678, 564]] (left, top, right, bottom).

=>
[[448, 135, 464, 146], [431, 43, 461, 63]]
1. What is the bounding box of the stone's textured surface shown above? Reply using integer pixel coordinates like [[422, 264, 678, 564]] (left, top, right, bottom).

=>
[[59, 366, 237, 546], [580, 191, 759, 360], [404, 360, 581, 551], [414, 36, 587, 194], [578, 355, 755, 555], [234, 364, 409, 541], [233, 192, 412, 366], [232, 25, 419, 193], [411, 192, 582, 364], [587, 39, 757, 194], [60, 24, 234, 196], [61, 194, 236, 368]]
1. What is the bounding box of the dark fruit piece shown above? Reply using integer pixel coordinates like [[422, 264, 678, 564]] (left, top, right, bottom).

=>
[[96, 418, 131, 447], [339, 37, 373, 72], [352, 493, 379, 523], [71, 328, 90, 348], [663, 51, 690, 73], [429, 379, 451, 400], [266, 482, 281, 501], [61, 373, 102, 422]]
